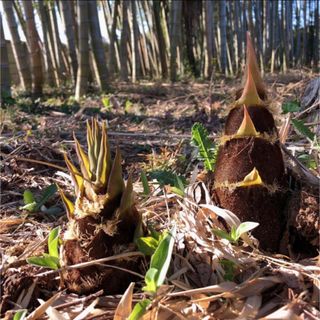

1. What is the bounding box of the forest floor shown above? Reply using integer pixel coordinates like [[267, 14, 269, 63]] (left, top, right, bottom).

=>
[[0, 71, 319, 319]]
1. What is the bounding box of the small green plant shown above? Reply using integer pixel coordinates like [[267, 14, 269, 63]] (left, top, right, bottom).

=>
[[191, 122, 217, 171], [212, 221, 259, 245], [1, 92, 15, 106], [27, 226, 61, 270], [20, 184, 60, 213], [297, 153, 317, 170], [281, 100, 318, 145], [129, 226, 176, 320], [220, 259, 237, 281], [13, 309, 27, 320], [140, 170, 151, 196], [101, 95, 112, 111], [149, 170, 186, 196], [136, 228, 163, 256], [281, 101, 300, 114], [292, 119, 316, 142], [125, 99, 133, 113]]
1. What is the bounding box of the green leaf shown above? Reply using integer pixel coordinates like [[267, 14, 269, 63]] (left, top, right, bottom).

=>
[[282, 101, 300, 114], [136, 236, 159, 256], [235, 222, 259, 240], [20, 202, 37, 212], [125, 100, 133, 113], [212, 228, 234, 242], [172, 175, 185, 196], [35, 184, 58, 210], [191, 123, 216, 171], [48, 226, 60, 258], [13, 309, 28, 320], [170, 186, 184, 197], [230, 226, 238, 242], [141, 171, 151, 195], [22, 190, 37, 212], [143, 268, 158, 293], [150, 228, 161, 241], [23, 190, 36, 205], [101, 96, 111, 110], [292, 119, 316, 141], [149, 170, 186, 187], [128, 299, 152, 320], [297, 153, 317, 170], [149, 225, 176, 289], [27, 255, 60, 270], [220, 259, 236, 281]]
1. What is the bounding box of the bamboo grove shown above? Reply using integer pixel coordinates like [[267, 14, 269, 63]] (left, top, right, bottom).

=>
[[1, 0, 319, 99]]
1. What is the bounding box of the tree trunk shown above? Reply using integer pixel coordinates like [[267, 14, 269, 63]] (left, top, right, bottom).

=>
[[37, 0, 55, 86], [60, 0, 78, 83], [88, 0, 109, 91], [314, 0, 319, 70], [270, 0, 278, 73], [70, 0, 78, 49], [141, 0, 158, 78], [13, 0, 30, 44], [22, 0, 43, 96], [108, 0, 120, 76], [49, 2, 66, 80], [219, 0, 227, 75], [302, 0, 307, 65], [3, 0, 31, 91], [281, 0, 288, 72], [170, 0, 182, 82], [285, 0, 293, 68], [233, 0, 242, 74], [263, 0, 268, 63], [183, 0, 201, 78], [44, 1, 61, 85], [295, 0, 301, 66], [267, 0, 273, 66], [242, 0, 247, 67], [137, 1, 150, 76], [0, 12, 11, 99], [254, 0, 264, 75], [129, 0, 141, 82], [75, 0, 89, 100], [204, 0, 214, 78], [153, 0, 168, 79], [120, 0, 130, 81]]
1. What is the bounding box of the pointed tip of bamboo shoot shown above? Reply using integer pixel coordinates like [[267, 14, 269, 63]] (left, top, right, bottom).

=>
[[239, 167, 263, 187], [236, 65, 263, 106], [119, 174, 134, 218], [235, 106, 258, 137], [245, 32, 266, 97], [58, 187, 75, 219], [107, 146, 125, 198]]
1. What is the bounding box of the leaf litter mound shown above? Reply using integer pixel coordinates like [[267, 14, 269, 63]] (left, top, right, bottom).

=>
[[0, 76, 319, 319]]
